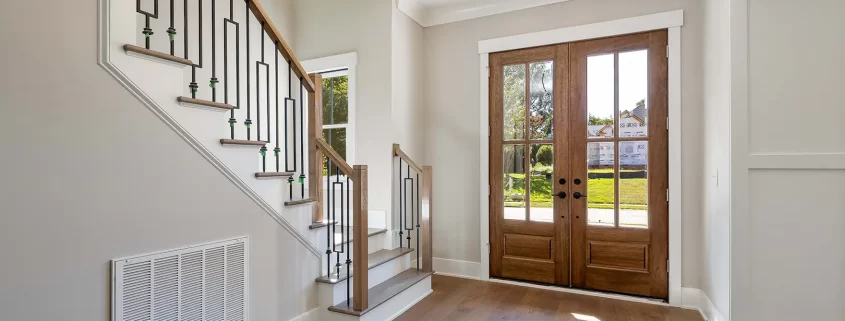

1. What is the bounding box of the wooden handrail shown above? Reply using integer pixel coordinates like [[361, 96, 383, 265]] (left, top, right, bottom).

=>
[[392, 144, 423, 173], [247, 0, 315, 92], [317, 139, 355, 177]]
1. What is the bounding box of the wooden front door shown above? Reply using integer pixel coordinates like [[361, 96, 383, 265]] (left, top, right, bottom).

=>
[[490, 30, 669, 299]]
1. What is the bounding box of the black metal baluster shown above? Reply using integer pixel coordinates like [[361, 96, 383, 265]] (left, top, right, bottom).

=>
[[398, 159, 403, 248], [345, 175, 351, 306], [274, 42, 281, 172], [210, 0, 218, 100], [187, 0, 202, 98], [333, 167, 342, 278], [285, 62, 296, 196], [137, 0, 158, 49], [326, 158, 333, 277], [224, 9, 239, 138], [244, 0, 251, 140], [405, 165, 412, 249], [416, 172, 421, 269], [167, 0, 175, 54], [257, 22, 267, 169], [299, 81, 306, 197]]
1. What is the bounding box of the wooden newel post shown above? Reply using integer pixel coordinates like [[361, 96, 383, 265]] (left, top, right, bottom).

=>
[[421, 166, 433, 273], [353, 165, 369, 311], [308, 73, 323, 222]]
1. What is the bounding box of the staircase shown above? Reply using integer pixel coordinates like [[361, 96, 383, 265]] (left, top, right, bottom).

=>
[[100, 0, 434, 319]]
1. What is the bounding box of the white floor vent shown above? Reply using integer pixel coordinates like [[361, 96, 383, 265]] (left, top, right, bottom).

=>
[[112, 237, 248, 321]]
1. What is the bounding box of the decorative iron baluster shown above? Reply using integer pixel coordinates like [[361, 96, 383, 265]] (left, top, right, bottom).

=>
[[136, 0, 158, 49], [326, 158, 333, 277], [405, 165, 413, 249], [274, 41, 281, 171], [257, 59, 269, 170], [209, 0, 218, 100], [398, 159, 404, 248], [167, 0, 175, 54], [299, 80, 306, 196], [346, 175, 351, 306], [243, 0, 251, 139], [285, 62, 297, 195], [223, 14, 240, 139], [333, 167, 343, 278]]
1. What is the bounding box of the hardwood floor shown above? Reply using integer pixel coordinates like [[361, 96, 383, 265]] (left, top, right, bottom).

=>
[[395, 275, 703, 321]]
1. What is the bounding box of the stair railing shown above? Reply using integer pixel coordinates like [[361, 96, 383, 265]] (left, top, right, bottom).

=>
[[133, 0, 314, 200], [308, 74, 370, 311], [392, 144, 434, 273]]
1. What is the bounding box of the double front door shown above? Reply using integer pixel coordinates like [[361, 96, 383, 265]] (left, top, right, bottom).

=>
[[489, 30, 669, 299]]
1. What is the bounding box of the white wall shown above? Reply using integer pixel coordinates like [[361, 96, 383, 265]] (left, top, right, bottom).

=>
[[391, 2, 426, 161], [701, 0, 731, 317], [423, 0, 704, 287], [0, 0, 318, 320], [732, 0, 845, 320], [294, 0, 395, 216]]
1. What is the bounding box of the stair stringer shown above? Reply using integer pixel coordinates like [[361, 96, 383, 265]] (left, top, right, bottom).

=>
[[96, 0, 321, 257]]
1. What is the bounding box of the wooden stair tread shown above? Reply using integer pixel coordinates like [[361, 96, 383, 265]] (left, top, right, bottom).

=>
[[284, 198, 318, 206], [177, 96, 234, 110], [255, 171, 295, 178], [333, 227, 387, 246], [123, 44, 194, 66], [220, 139, 267, 146], [328, 268, 433, 316], [309, 220, 338, 229], [315, 248, 414, 284]]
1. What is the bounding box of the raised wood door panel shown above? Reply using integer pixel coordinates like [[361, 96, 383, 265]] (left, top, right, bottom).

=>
[[569, 30, 669, 299], [489, 44, 570, 285]]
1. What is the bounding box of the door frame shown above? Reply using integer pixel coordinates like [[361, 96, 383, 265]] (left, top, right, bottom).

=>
[[477, 10, 684, 305]]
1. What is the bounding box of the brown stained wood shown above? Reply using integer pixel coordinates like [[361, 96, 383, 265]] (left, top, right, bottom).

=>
[[254, 171, 294, 178], [308, 220, 336, 229], [490, 43, 571, 286], [570, 30, 670, 299], [352, 165, 369, 311], [329, 269, 433, 316], [308, 73, 323, 222], [245, 0, 314, 92], [317, 138, 354, 177], [123, 44, 194, 66], [284, 198, 317, 206], [553, 43, 572, 286], [315, 248, 414, 284], [421, 166, 433, 272], [395, 275, 704, 321], [392, 144, 423, 173], [176, 96, 234, 110], [220, 139, 267, 146]]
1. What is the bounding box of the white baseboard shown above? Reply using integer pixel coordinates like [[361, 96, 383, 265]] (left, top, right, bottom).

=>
[[682, 287, 728, 321], [289, 307, 320, 321], [432, 257, 480, 279]]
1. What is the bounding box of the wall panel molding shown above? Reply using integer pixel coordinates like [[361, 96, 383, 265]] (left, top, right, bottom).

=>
[[747, 153, 845, 170]]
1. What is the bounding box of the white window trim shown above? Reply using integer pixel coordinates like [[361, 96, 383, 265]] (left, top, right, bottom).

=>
[[478, 10, 684, 306], [302, 52, 357, 166]]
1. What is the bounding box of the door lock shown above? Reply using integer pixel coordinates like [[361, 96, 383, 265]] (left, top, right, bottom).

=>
[[573, 192, 587, 199]]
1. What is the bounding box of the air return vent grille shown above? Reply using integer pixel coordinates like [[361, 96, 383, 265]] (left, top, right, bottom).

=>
[[112, 237, 248, 321]]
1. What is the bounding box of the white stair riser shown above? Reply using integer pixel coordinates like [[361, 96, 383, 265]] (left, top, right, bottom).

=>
[[317, 275, 432, 321], [317, 252, 412, 307], [321, 232, 387, 272]]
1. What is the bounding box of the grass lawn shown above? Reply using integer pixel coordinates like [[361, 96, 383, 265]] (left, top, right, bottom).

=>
[[504, 173, 647, 209]]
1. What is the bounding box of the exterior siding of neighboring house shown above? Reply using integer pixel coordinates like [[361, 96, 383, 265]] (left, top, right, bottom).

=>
[[588, 107, 648, 166]]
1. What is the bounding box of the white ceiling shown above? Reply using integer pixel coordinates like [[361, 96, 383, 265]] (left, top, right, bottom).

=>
[[398, 0, 570, 27]]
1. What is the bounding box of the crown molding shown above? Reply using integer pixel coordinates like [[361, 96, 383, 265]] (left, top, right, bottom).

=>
[[398, 0, 570, 27]]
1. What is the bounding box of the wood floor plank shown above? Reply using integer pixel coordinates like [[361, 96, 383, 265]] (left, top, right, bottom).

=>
[[397, 275, 704, 321]]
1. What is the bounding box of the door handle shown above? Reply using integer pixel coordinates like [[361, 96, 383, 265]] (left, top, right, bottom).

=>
[[555, 192, 567, 199], [573, 192, 587, 199]]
